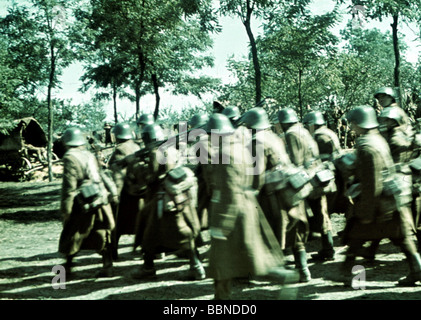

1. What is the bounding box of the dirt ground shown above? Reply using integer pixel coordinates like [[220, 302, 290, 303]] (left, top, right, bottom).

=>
[[1, 171, 421, 302]]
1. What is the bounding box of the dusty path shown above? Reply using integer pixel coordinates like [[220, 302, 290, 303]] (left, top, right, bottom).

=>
[[1, 179, 421, 301]]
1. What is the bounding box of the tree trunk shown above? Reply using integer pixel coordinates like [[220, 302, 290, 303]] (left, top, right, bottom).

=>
[[298, 69, 303, 120], [391, 14, 402, 104], [135, 82, 140, 121], [135, 50, 146, 121], [152, 74, 160, 120], [243, 1, 262, 105], [47, 49, 56, 182], [113, 82, 118, 124]]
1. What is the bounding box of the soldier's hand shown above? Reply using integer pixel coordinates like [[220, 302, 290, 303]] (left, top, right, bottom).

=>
[[110, 194, 119, 204]]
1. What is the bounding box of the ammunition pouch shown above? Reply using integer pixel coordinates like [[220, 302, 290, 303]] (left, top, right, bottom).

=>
[[265, 165, 313, 209], [76, 180, 109, 213], [162, 166, 198, 213], [307, 161, 337, 199], [334, 150, 356, 181], [378, 171, 413, 219]]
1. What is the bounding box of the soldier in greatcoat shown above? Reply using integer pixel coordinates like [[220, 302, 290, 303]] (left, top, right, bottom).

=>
[[58, 127, 116, 278], [303, 111, 341, 261], [375, 106, 420, 254], [107, 122, 141, 259], [342, 105, 421, 286], [197, 113, 297, 299], [278, 108, 326, 281], [239, 108, 309, 283], [131, 123, 205, 281]]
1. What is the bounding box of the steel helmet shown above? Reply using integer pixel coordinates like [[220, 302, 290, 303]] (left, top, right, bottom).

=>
[[188, 113, 209, 129], [240, 107, 271, 130], [113, 122, 133, 140], [222, 106, 241, 121], [346, 105, 379, 129], [62, 127, 87, 147], [378, 106, 404, 126], [277, 108, 299, 124], [205, 113, 235, 135], [137, 113, 154, 126], [374, 87, 399, 101], [141, 123, 166, 145], [303, 111, 326, 126]]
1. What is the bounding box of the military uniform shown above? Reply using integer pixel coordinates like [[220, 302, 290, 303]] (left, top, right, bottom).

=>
[[303, 114, 341, 261], [343, 105, 421, 286], [132, 124, 205, 280], [198, 113, 293, 299], [58, 144, 115, 277], [108, 138, 141, 257], [379, 108, 421, 252]]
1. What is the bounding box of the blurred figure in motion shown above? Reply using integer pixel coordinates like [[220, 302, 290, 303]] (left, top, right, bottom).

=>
[[58, 127, 116, 278], [342, 105, 421, 286]]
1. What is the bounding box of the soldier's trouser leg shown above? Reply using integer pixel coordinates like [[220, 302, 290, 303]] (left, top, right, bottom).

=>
[[96, 245, 114, 278], [312, 231, 335, 261], [293, 248, 311, 283], [214, 279, 232, 300], [417, 232, 421, 253], [64, 254, 75, 274], [341, 239, 364, 286], [394, 237, 421, 286], [365, 240, 381, 260], [188, 247, 206, 280], [131, 251, 157, 279]]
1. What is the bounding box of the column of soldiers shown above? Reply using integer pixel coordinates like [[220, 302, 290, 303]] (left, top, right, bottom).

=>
[[57, 85, 421, 299]]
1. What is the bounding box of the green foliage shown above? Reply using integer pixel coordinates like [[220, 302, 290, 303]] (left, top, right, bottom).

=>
[[73, 0, 220, 121]]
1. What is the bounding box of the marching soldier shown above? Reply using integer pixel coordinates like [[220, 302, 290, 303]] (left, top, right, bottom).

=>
[[277, 108, 315, 281], [374, 86, 413, 137], [188, 113, 211, 232], [342, 105, 421, 286], [222, 105, 241, 127], [131, 123, 205, 281], [240, 108, 312, 282], [303, 111, 340, 261], [378, 107, 420, 253], [58, 127, 116, 278], [197, 113, 297, 299], [108, 123, 141, 259], [136, 113, 155, 143]]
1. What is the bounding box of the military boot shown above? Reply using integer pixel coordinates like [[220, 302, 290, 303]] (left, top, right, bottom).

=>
[[311, 231, 335, 261], [398, 252, 421, 286], [132, 251, 157, 279], [293, 249, 311, 283], [340, 253, 356, 287], [64, 254, 75, 275], [214, 279, 232, 300], [188, 249, 206, 280], [96, 247, 114, 278]]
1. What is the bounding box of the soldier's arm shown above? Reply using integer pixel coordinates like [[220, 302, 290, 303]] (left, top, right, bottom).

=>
[[354, 146, 383, 222], [285, 132, 303, 166], [60, 155, 80, 223]]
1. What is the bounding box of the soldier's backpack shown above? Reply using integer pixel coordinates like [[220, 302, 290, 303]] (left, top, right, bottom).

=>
[[264, 164, 313, 209], [73, 150, 110, 213], [161, 166, 198, 214], [378, 168, 413, 219], [306, 161, 337, 199]]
